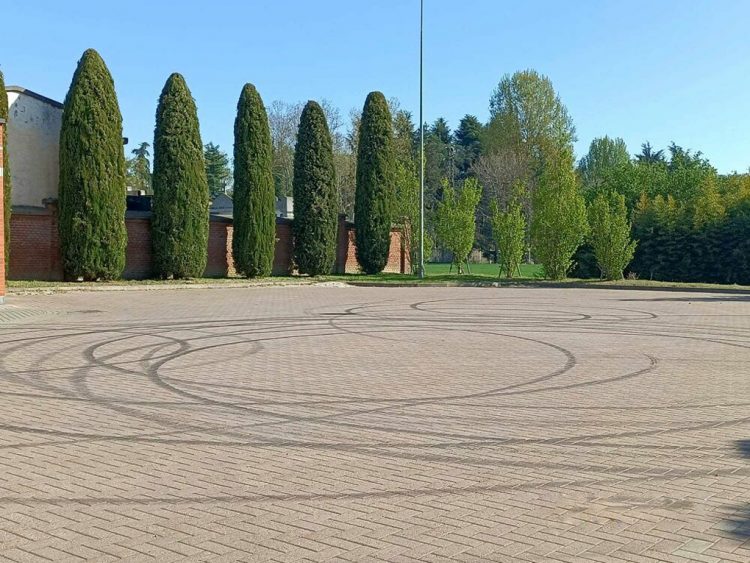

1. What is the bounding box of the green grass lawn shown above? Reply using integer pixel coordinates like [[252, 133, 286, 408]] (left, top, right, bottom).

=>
[[424, 262, 543, 278], [8, 262, 750, 294]]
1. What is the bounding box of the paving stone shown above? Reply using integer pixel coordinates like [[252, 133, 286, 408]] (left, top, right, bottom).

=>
[[0, 286, 748, 561]]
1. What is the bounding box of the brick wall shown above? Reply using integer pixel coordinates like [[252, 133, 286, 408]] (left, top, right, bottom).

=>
[[273, 220, 294, 275], [123, 216, 152, 279], [9, 205, 63, 280], [8, 209, 408, 281], [205, 219, 234, 278]]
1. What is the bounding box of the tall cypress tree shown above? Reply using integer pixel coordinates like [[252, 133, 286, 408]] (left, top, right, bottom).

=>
[[232, 84, 275, 277], [58, 49, 127, 280], [355, 91, 394, 274], [292, 101, 338, 276], [0, 70, 11, 270], [152, 73, 209, 278]]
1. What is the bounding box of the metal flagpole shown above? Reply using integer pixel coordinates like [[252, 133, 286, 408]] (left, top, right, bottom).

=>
[[419, 0, 425, 278]]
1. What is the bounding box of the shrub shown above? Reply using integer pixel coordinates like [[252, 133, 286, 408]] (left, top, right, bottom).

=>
[[232, 84, 275, 277], [151, 73, 209, 278], [58, 49, 127, 280], [292, 101, 338, 276]]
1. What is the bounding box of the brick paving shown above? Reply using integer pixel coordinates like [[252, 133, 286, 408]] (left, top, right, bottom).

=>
[[0, 286, 749, 562]]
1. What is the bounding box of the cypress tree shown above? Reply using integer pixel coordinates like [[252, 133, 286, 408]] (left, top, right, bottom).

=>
[[152, 73, 209, 278], [292, 101, 338, 276], [58, 49, 127, 280], [354, 91, 395, 274], [0, 70, 11, 270], [232, 84, 275, 277]]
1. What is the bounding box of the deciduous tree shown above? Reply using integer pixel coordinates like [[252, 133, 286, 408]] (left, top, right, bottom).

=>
[[588, 191, 637, 280], [490, 183, 527, 278], [434, 178, 482, 274], [531, 149, 588, 280]]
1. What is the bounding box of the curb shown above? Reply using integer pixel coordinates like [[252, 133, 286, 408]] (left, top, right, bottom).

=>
[[8, 279, 749, 297], [345, 280, 750, 295]]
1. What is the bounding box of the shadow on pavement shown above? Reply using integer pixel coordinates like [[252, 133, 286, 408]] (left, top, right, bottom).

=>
[[618, 296, 750, 303], [725, 440, 750, 539]]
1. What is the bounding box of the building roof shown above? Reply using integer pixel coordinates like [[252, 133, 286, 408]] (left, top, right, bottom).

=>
[[210, 193, 233, 211], [6, 86, 64, 109]]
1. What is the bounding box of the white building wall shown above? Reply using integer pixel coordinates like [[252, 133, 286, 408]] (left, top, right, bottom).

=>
[[6, 87, 62, 208]]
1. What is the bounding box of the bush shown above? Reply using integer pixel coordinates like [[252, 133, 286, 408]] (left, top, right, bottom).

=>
[[232, 84, 275, 277], [292, 101, 338, 276], [354, 91, 394, 274], [58, 49, 127, 280], [151, 73, 209, 278]]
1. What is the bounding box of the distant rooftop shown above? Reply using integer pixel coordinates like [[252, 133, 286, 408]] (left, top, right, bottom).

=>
[[6, 86, 64, 109]]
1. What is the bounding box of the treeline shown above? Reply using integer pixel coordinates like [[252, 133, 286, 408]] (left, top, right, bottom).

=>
[[404, 69, 750, 284], [573, 140, 750, 284], [8, 49, 748, 284], [45, 49, 401, 280]]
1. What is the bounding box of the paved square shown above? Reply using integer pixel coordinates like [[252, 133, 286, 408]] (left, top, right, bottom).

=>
[[0, 286, 748, 562]]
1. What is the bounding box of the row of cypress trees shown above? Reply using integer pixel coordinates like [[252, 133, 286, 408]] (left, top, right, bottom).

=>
[[291, 92, 396, 276], [55, 49, 396, 280]]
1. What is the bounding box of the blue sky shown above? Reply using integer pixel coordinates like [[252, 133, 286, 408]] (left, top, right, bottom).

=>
[[4, 0, 750, 172]]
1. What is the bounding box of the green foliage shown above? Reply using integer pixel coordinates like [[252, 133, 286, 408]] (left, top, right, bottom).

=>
[[423, 117, 455, 212], [204, 142, 231, 198], [587, 191, 637, 280], [58, 49, 127, 280], [151, 73, 209, 279], [0, 70, 10, 269], [490, 184, 526, 278], [126, 142, 152, 194], [435, 178, 482, 274], [629, 188, 750, 284], [292, 101, 338, 276], [392, 159, 434, 273], [578, 136, 630, 195], [531, 150, 588, 280], [636, 142, 665, 164], [486, 69, 576, 159], [389, 108, 433, 272], [454, 114, 483, 179], [692, 175, 725, 229], [354, 92, 394, 274], [232, 84, 275, 278]]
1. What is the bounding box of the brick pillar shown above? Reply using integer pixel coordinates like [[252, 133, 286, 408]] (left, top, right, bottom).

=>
[[0, 118, 5, 303]]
